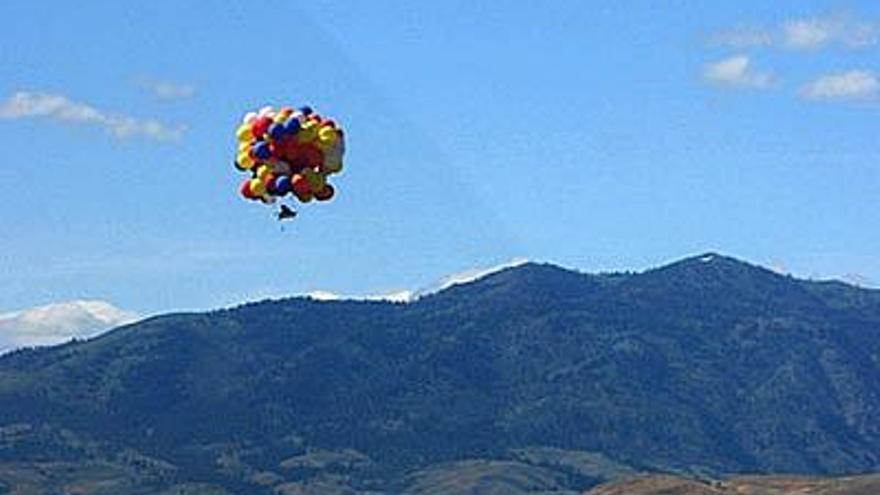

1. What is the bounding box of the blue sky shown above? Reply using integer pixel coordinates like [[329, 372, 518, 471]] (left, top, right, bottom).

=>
[[1, 1, 879, 317]]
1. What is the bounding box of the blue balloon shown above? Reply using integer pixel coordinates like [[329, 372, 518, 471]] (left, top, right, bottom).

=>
[[268, 123, 285, 141], [283, 118, 301, 135], [299, 105, 313, 116], [275, 175, 292, 195], [253, 141, 271, 160]]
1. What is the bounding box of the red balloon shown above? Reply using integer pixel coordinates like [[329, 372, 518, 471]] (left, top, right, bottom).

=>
[[264, 173, 277, 194], [269, 142, 282, 159], [291, 174, 311, 198], [301, 144, 324, 169], [314, 184, 335, 201], [251, 116, 272, 139], [285, 143, 310, 173], [283, 139, 301, 161], [240, 180, 256, 200]]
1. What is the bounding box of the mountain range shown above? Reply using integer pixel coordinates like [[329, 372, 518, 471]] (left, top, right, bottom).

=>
[[0, 253, 878, 494]]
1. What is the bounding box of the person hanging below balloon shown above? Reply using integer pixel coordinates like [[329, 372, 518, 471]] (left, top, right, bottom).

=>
[[277, 204, 297, 221], [233, 105, 345, 221]]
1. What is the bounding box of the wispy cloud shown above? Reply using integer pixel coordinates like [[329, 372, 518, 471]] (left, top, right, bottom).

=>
[[800, 70, 880, 101], [712, 13, 880, 51], [783, 17, 837, 50], [0, 300, 138, 354], [0, 91, 185, 141], [783, 15, 878, 50], [135, 76, 195, 100], [701, 55, 775, 89], [711, 26, 774, 49]]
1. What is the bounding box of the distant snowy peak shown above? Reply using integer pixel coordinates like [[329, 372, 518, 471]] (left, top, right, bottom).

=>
[[419, 258, 531, 295], [0, 300, 138, 353], [305, 289, 415, 303], [305, 258, 530, 303], [7, 300, 134, 325]]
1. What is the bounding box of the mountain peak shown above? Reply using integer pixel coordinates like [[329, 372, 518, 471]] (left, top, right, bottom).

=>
[[415, 261, 598, 310], [692, 252, 724, 264], [622, 252, 817, 314], [671, 251, 748, 267], [442, 260, 587, 289], [647, 252, 778, 278]]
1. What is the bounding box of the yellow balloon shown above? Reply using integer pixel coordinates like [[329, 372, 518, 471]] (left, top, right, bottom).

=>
[[256, 165, 272, 180], [249, 178, 267, 197], [237, 152, 255, 169], [274, 109, 292, 123], [236, 124, 254, 143], [315, 127, 338, 150], [297, 121, 318, 143]]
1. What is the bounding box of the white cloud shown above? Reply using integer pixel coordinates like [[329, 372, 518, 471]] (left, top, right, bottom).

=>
[[711, 27, 774, 49], [135, 77, 195, 100], [0, 300, 139, 354], [304, 258, 530, 304], [783, 15, 879, 50], [712, 13, 879, 51], [701, 55, 774, 89], [0, 91, 185, 141], [783, 18, 835, 50], [800, 70, 880, 101]]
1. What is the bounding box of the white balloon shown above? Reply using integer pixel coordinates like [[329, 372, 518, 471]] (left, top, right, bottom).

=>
[[258, 106, 274, 117], [242, 112, 258, 124]]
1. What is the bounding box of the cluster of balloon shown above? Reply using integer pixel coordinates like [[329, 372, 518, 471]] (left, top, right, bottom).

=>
[[234, 105, 344, 210]]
